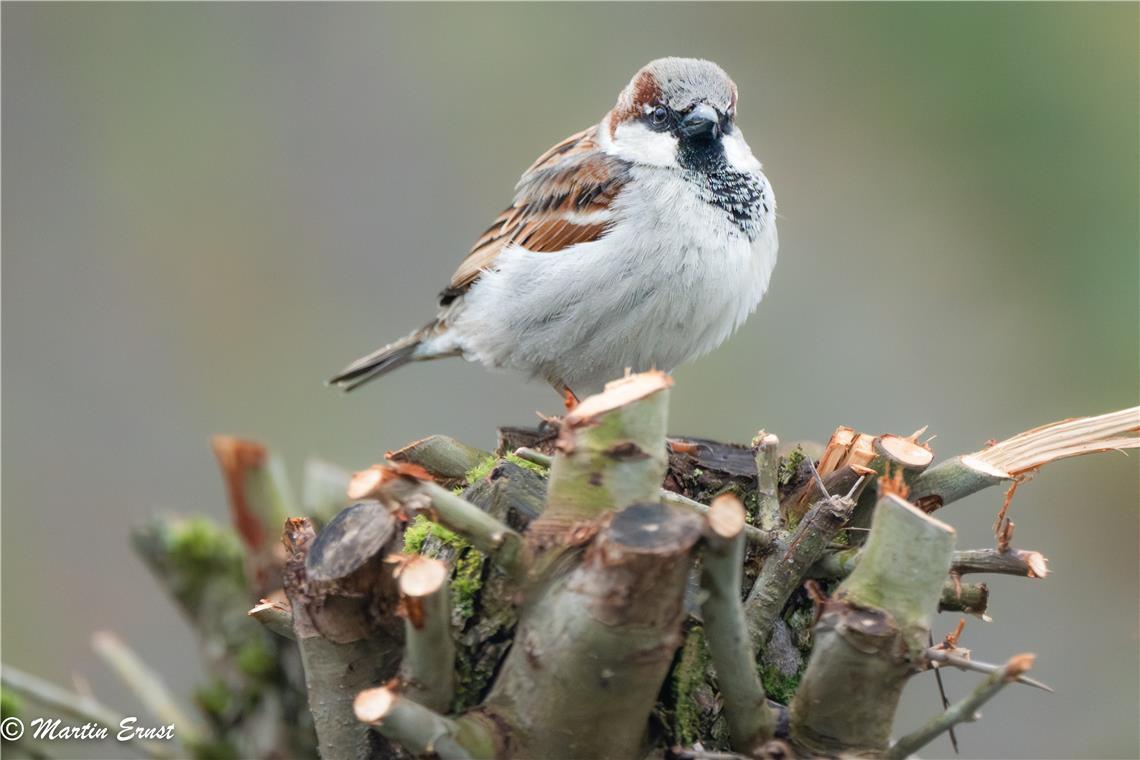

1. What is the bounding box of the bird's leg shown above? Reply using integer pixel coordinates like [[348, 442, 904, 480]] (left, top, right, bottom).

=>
[[552, 381, 580, 412]]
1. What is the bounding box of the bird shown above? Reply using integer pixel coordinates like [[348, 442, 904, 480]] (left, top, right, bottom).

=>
[[329, 57, 778, 408]]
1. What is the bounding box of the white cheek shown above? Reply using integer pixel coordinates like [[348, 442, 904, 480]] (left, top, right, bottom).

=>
[[722, 128, 762, 173], [606, 121, 679, 167]]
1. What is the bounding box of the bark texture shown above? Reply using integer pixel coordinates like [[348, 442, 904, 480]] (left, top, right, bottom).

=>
[[6, 387, 1131, 760]]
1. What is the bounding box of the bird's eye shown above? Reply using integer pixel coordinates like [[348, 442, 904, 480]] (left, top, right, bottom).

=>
[[651, 105, 669, 125]]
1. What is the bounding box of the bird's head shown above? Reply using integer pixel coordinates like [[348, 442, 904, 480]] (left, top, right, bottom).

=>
[[601, 57, 757, 174]]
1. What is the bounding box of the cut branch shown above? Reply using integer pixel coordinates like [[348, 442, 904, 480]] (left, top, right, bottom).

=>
[[661, 488, 775, 549], [972, 407, 1138, 474], [814, 427, 932, 483], [350, 465, 529, 579], [534, 372, 673, 538], [745, 491, 859, 650], [387, 434, 492, 487], [752, 432, 782, 532], [789, 495, 955, 756], [301, 457, 352, 523], [248, 600, 295, 640], [282, 510, 404, 759], [354, 687, 502, 759], [951, 548, 1048, 578], [910, 406, 1139, 511], [211, 436, 293, 598], [887, 654, 1036, 759], [484, 502, 702, 759], [939, 580, 990, 618], [699, 495, 776, 753], [511, 446, 552, 467], [519, 442, 776, 547], [811, 547, 1047, 582], [397, 556, 456, 713]]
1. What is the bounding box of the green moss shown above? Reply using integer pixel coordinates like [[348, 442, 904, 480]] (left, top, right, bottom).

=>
[[1, 688, 22, 721], [743, 489, 760, 523], [402, 514, 484, 618], [503, 453, 548, 477], [453, 641, 501, 712], [403, 514, 462, 554], [171, 517, 240, 562], [464, 455, 499, 485], [450, 547, 484, 620], [786, 606, 816, 652], [778, 445, 806, 487], [191, 739, 242, 760], [137, 516, 247, 613], [672, 626, 712, 746], [194, 680, 233, 718], [170, 518, 244, 577], [235, 638, 276, 680], [759, 663, 802, 704], [464, 453, 549, 487]]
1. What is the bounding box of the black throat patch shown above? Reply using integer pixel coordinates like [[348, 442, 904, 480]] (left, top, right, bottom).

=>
[[676, 139, 768, 241]]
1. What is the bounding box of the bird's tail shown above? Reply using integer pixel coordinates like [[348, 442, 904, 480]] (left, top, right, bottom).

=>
[[328, 323, 441, 392]]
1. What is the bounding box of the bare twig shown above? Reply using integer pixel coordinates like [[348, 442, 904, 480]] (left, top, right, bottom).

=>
[[939, 580, 990, 618], [925, 648, 1053, 692], [781, 462, 872, 522], [805, 453, 831, 498], [888, 654, 1037, 759], [512, 447, 552, 467], [927, 631, 959, 754], [811, 546, 1048, 582], [952, 548, 1048, 578], [699, 495, 776, 752], [91, 632, 204, 745], [745, 491, 858, 650], [661, 489, 775, 548], [0, 664, 174, 759]]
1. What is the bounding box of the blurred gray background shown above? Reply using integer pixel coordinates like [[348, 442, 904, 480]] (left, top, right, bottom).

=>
[[3, 3, 1137, 758]]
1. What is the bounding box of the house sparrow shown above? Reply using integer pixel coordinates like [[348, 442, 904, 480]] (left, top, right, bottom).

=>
[[330, 57, 777, 405]]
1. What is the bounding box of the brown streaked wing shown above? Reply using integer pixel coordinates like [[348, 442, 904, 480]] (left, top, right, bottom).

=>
[[440, 126, 629, 305]]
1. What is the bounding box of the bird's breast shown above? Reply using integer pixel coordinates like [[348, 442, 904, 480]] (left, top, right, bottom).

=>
[[447, 167, 777, 391]]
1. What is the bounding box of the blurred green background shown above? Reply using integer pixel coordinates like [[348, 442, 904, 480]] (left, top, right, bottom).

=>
[[3, 3, 1137, 758]]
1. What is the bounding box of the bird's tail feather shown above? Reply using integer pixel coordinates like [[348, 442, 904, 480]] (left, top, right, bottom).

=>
[[328, 323, 439, 392]]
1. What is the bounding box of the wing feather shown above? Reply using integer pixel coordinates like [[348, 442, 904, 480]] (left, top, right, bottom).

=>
[[440, 126, 629, 305]]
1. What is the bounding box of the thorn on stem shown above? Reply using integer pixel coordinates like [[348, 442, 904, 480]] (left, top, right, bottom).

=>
[[805, 455, 831, 499]]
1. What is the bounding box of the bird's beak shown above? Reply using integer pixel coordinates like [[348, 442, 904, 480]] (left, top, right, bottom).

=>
[[679, 103, 722, 140]]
